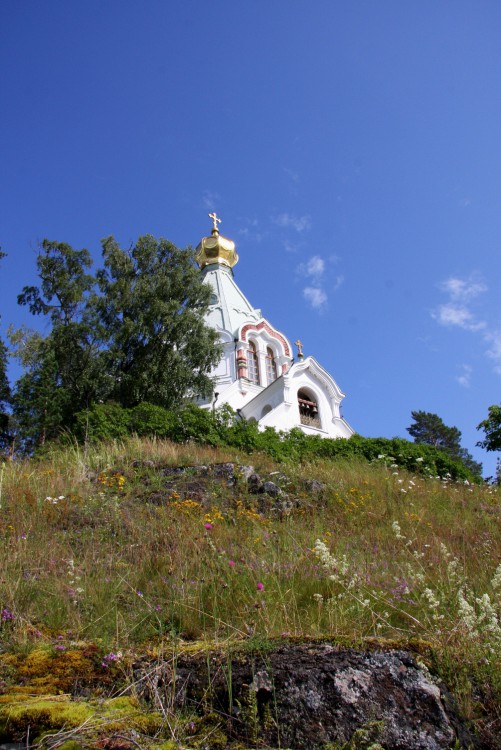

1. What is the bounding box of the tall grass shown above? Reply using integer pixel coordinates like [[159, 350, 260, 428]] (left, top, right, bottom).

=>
[[0, 437, 499, 712]]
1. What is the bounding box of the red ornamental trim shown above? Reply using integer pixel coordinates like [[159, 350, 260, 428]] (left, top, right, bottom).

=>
[[240, 321, 291, 357]]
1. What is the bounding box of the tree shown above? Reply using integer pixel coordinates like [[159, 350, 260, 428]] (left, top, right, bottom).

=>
[[0, 336, 11, 452], [407, 411, 462, 451], [0, 250, 13, 455], [95, 234, 222, 410], [407, 410, 482, 477], [477, 404, 501, 452], [14, 240, 107, 448]]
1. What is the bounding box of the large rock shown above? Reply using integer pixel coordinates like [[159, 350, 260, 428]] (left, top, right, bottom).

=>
[[134, 642, 475, 749]]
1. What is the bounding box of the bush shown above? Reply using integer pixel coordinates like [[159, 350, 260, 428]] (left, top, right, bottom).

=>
[[73, 402, 482, 482]]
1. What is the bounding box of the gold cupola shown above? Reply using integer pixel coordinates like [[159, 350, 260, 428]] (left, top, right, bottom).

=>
[[195, 212, 239, 270]]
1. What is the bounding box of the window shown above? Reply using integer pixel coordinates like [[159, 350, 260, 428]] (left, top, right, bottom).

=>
[[298, 389, 321, 428], [247, 341, 260, 384], [266, 347, 277, 384]]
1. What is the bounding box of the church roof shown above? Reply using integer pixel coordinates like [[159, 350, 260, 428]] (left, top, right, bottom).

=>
[[196, 214, 262, 338]]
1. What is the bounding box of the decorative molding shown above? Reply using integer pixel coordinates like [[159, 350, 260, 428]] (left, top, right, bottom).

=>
[[240, 320, 291, 357]]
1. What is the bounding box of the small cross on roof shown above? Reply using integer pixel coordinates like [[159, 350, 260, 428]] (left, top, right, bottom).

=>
[[208, 212, 222, 232]]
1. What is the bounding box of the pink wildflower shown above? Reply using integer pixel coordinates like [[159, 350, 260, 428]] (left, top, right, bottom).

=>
[[204, 522, 213, 530], [256, 582, 264, 591], [228, 560, 236, 567]]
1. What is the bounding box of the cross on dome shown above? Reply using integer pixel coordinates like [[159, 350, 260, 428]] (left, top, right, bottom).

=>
[[208, 212, 221, 233]]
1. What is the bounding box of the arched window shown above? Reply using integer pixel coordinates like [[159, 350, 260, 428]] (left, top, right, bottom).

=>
[[298, 389, 321, 428], [247, 341, 260, 384], [266, 347, 277, 385]]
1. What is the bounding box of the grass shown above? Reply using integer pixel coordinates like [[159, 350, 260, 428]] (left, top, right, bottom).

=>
[[0, 436, 499, 747]]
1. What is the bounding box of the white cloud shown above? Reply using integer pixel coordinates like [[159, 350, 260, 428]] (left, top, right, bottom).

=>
[[297, 255, 325, 281], [456, 364, 472, 388], [485, 330, 501, 373], [440, 275, 487, 302], [274, 213, 311, 232], [306, 255, 325, 279], [432, 303, 486, 332], [432, 273, 501, 377], [202, 190, 222, 210], [333, 275, 345, 291], [283, 239, 299, 253], [303, 286, 327, 310]]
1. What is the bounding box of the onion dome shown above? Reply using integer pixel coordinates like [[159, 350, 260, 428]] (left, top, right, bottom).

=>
[[195, 212, 239, 270]]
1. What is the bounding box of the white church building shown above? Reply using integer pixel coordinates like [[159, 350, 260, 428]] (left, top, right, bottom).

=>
[[196, 214, 354, 439]]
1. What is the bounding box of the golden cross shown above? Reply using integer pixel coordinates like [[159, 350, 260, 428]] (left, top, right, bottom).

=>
[[294, 339, 304, 358], [208, 212, 222, 232]]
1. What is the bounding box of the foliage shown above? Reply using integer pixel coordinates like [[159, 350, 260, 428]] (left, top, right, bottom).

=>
[[477, 404, 501, 453], [0, 252, 12, 455], [12, 241, 107, 450], [0, 337, 11, 454], [11, 236, 222, 451], [95, 234, 222, 409], [407, 410, 482, 478], [74, 402, 482, 483]]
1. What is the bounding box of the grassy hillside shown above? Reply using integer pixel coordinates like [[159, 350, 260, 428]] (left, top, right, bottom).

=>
[[0, 437, 499, 748]]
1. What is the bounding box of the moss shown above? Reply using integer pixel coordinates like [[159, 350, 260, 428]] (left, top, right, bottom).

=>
[[0, 693, 163, 744], [0, 695, 92, 741]]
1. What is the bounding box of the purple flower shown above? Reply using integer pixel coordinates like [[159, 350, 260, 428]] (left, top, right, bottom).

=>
[[256, 582, 264, 591], [204, 522, 213, 530], [1, 608, 13, 622], [228, 560, 236, 567]]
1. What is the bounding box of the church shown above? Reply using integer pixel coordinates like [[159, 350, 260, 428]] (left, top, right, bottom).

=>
[[195, 214, 354, 439]]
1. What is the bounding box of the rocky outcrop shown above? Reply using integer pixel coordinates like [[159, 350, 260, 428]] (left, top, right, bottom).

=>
[[134, 642, 479, 750]]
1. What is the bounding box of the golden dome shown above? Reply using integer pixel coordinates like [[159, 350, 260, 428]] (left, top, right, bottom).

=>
[[195, 213, 239, 270]]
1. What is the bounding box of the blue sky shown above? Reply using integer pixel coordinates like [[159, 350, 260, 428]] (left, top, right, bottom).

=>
[[1, 1, 500, 476]]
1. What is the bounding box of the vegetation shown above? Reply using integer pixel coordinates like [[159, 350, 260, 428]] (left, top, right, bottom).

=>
[[0, 435, 499, 748], [478, 404, 501, 454], [407, 410, 482, 478], [9, 237, 221, 452], [73, 402, 483, 484]]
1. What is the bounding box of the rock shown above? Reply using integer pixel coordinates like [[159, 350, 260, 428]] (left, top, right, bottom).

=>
[[133, 643, 474, 750], [303, 478, 326, 494], [237, 464, 256, 481], [261, 481, 281, 497], [247, 473, 263, 494]]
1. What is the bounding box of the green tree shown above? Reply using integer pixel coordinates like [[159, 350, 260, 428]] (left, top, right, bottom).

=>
[[0, 250, 13, 455], [0, 337, 11, 451], [477, 404, 501, 452], [14, 241, 107, 448], [95, 234, 222, 409], [407, 410, 482, 477]]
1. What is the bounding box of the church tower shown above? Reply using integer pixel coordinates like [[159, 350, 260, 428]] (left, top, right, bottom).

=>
[[195, 213, 354, 439]]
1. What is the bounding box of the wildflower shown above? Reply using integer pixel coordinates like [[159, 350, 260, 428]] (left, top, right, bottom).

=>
[[204, 522, 213, 530], [391, 521, 405, 540], [491, 562, 501, 591], [416, 457, 424, 463], [1, 608, 14, 622], [228, 559, 236, 567], [136, 590, 144, 597], [256, 582, 264, 591], [54, 644, 65, 651]]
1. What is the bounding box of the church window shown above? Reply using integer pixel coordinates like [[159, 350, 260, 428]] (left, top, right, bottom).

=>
[[266, 347, 277, 384], [298, 389, 321, 429], [247, 341, 260, 384]]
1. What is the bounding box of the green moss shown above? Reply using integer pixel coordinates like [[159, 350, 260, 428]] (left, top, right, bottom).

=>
[[0, 693, 163, 744]]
